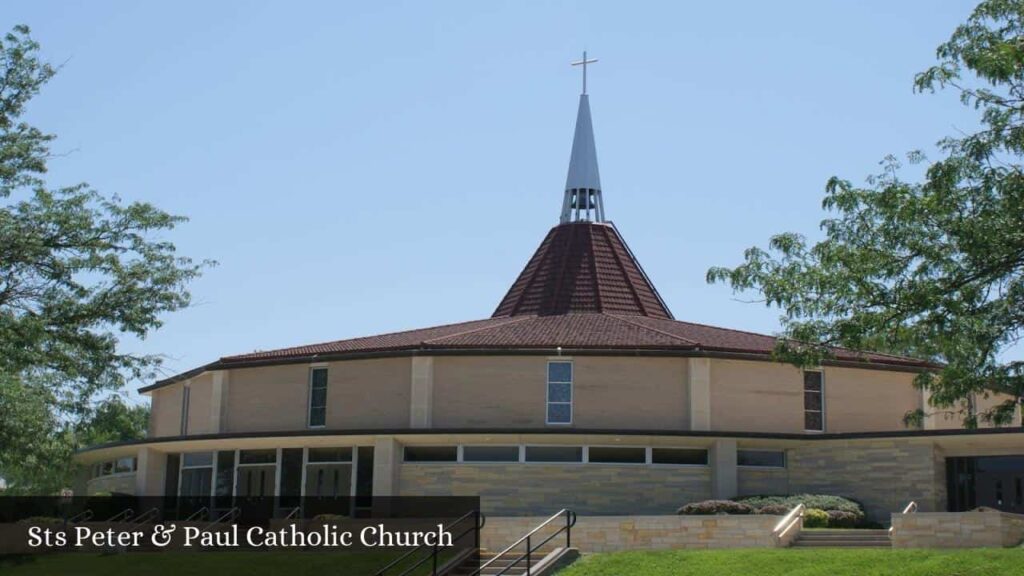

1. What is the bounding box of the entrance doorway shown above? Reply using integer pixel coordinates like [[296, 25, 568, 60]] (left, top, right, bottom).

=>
[[947, 455, 1024, 513]]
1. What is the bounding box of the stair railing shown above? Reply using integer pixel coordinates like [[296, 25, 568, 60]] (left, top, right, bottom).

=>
[[184, 507, 209, 522], [373, 509, 485, 576], [205, 507, 240, 531], [132, 507, 161, 524], [469, 508, 576, 576], [889, 501, 917, 536], [68, 510, 93, 523], [772, 504, 804, 547], [106, 508, 134, 522]]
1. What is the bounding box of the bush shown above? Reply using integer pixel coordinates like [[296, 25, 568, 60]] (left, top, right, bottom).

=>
[[736, 494, 863, 515], [803, 508, 829, 528], [826, 509, 864, 528], [753, 504, 791, 516], [677, 500, 754, 515]]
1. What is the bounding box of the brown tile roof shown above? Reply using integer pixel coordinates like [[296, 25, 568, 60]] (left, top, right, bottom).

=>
[[213, 312, 930, 369], [492, 222, 673, 319], [141, 221, 934, 392]]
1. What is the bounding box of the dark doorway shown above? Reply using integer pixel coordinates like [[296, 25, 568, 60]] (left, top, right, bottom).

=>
[[947, 456, 1024, 514]]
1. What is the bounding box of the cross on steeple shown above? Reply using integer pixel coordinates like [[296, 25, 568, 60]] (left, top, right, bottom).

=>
[[571, 51, 598, 95]]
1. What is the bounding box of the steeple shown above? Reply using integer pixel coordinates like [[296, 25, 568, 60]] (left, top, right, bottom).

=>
[[560, 52, 605, 224]]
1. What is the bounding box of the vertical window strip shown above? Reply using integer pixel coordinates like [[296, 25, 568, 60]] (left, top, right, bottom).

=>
[[803, 371, 823, 432], [546, 361, 573, 424], [308, 367, 328, 428], [180, 386, 191, 435]]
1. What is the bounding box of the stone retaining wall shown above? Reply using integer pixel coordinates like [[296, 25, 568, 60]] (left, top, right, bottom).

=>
[[86, 474, 135, 496], [892, 510, 1024, 548], [481, 515, 780, 553]]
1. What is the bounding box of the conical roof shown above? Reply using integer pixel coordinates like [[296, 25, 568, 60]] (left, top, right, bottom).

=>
[[492, 221, 673, 319]]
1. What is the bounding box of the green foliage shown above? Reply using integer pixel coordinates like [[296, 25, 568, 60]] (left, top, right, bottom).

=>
[[707, 0, 1024, 427], [803, 508, 829, 528], [676, 500, 754, 515], [735, 494, 864, 515], [826, 510, 862, 529], [0, 26, 209, 493]]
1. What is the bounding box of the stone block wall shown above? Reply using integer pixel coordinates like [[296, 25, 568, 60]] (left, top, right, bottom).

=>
[[737, 468, 789, 497], [399, 464, 710, 515], [86, 474, 136, 495], [481, 515, 780, 553], [892, 510, 1024, 548], [786, 439, 943, 521]]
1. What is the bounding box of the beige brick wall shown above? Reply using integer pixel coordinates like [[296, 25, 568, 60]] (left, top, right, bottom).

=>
[[326, 357, 411, 428], [823, 367, 920, 433], [399, 463, 710, 515], [710, 361, 804, 433], [481, 515, 780, 552], [149, 384, 183, 437], [892, 510, 1024, 548], [186, 373, 214, 435], [431, 356, 688, 430]]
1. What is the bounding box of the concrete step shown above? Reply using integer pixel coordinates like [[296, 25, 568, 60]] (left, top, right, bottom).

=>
[[792, 540, 891, 548], [792, 529, 891, 548]]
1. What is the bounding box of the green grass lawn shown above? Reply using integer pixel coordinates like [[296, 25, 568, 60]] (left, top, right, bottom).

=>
[[557, 548, 1024, 576], [0, 550, 448, 576]]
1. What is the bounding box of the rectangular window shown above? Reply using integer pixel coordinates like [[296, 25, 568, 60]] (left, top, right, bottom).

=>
[[737, 450, 786, 468], [214, 451, 235, 507], [588, 446, 646, 464], [546, 361, 573, 425], [804, 371, 823, 432], [403, 446, 458, 462], [308, 447, 353, 463], [114, 457, 135, 473], [180, 385, 191, 435], [524, 446, 583, 463], [182, 451, 214, 468], [308, 367, 328, 428], [239, 449, 277, 465], [462, 446, 520, 463], [100, 461, 114, 476], [651, 448, 708, 466]]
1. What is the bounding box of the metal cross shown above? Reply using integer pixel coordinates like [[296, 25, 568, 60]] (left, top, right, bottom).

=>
[[571, 51, 598, 94]]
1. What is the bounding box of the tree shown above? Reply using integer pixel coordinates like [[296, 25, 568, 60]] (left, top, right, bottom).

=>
[[0, 25, 209, 493], [707, 0, 1024, 428]]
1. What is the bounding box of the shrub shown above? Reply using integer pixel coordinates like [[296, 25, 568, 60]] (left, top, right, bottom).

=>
[[803, 508, 829, 528], [677, 500, 754, 515], [826, 509, 864, 528], [736, 494, 863, 515], [753, 504, 790, 516]]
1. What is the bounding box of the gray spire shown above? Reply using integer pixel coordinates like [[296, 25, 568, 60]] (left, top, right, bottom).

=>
[[561, 53, 604, 224]]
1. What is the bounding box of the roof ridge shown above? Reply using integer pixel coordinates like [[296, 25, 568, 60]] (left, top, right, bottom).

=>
[[220, 317, 505, 361], [422, 315, 535, 345], [606, 314, 699, 346]]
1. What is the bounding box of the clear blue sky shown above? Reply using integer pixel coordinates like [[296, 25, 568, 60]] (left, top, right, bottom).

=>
[[5, 1, 996, 402]]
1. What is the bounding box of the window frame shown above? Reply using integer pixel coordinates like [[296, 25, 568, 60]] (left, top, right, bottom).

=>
[[803, 370, 825, 433], [180, 384, 191, 435], [585, 445, 648, 465], [545, 360, 573, 426], [649, 447, 710, 467], [402, 445, 459, 463], [523, 444, 584, 464], [460, 445, 522, 464], [737, 449, 787, 469], [307, 365, 329, 429]]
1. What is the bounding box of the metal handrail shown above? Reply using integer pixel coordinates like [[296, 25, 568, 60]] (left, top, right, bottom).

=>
[[470, 509, 576, 576], [772, 503, 804, 545], [106, 508, 134, 522], [284, 506, 301, 520], [133, 508, 160, 524], [889, 501, 917, 535], [68, 510, 94, 523], [205, 507, 240, 530], [184, 507, 209, 522], [373, 509, 484, 576]]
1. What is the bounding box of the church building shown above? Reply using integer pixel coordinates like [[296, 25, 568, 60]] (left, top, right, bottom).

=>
[[77, 62, 1024, 523]]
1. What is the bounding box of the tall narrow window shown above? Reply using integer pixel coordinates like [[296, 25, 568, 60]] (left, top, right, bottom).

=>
[[804, 371, 823, 432], [308, 367, 328, 428], [180, 385, 191, 435], [547, 361, 573, 425]]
